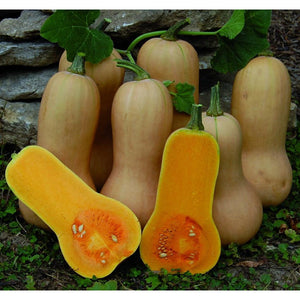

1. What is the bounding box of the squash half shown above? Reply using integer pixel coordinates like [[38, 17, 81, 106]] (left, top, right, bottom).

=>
[[140, 104, 221, 274], [5, 145, 141, 279]]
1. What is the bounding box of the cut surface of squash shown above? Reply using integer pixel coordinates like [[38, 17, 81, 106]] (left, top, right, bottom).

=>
[[5, 146, 141, 279], [140, 105, 221, 274]]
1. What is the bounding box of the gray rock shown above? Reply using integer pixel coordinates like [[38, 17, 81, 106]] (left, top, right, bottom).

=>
[[0, 41, 63, 67], [0, 66, 57, 101], [0, 99, 39, 147], [0, 10, 49, 40], [102, 10, 232, 37]]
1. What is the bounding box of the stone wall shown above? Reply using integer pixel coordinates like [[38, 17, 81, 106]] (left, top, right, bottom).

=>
[[0, 10, 296, 148]]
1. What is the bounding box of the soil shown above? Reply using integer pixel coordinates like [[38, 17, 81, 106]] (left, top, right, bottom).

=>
[[269, 10, 300, 109]]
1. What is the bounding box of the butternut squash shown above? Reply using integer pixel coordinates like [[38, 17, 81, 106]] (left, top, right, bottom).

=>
[[231, 56, 293, 207], [140, 104, 220, 274], [101, 61, 173, 228], [6, 145, 141, 279], [59, 49, 125, 190], [136, 19, 199, 131], [19, 53, 100, 230], [202, 83, 263, 245]]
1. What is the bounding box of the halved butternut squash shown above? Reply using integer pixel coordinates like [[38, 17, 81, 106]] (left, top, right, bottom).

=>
[[5, 145, 141, 279], [140, 104, 221, 274]]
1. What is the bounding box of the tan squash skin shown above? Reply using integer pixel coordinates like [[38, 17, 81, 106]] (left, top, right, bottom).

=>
[[231, 56, 293, 207], [19, 70, 100, 230], [101, 78, 173, 228], [202, 112, 263, 245], [59, 49, 125, 190], [137, 37, 199, 130]]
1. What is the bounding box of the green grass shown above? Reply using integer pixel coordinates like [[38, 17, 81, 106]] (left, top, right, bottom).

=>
[[0, 127, 299, 290]]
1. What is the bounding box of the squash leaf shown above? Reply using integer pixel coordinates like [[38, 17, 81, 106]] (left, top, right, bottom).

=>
[[87, 280, 118, 290], [217, 10, 245, 39], [211, 10, 271, 73], [172, 83, 195, 115], [40, 10, 113, 64]]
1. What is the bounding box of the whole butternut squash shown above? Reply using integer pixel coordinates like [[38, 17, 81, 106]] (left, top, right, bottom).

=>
[[101, 60, 173, 228], [6, 145, 141, 279], [59, 49, 125, 190], [231, 56, 293, 207], [202, 83, 263, 245], [19, 53, 100, 230], [140, 104, 220, 274], [136, 19, 199, 130]]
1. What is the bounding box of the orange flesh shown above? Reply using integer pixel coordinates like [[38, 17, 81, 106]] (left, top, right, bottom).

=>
[[5, 146, 141, 278], [140, 128, 221, 274]]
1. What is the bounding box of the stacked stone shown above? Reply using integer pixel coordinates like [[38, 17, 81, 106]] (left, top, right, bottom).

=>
[[4, 10, 297, 149], [0, 10, 62, 147]]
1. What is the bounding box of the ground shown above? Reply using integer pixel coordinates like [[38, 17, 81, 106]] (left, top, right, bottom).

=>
[[0, 10, 299, 290]]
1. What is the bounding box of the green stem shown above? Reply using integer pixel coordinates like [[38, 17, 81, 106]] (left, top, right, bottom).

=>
[[186, 104, 204, 131], [161, 18, 190, 41], [95, 18, 112, 31], [126, 51, 136, 64], [116, 21, 219, 61], [67, 52, 86, 75], [178, 30, 219, 36], [206, 82, 223, 117], [126, 30, 166, 52], [121, 29, 218, 56], [115, 59, 150, 80]]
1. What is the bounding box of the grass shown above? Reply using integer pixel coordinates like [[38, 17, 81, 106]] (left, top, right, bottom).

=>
[[0, 125, 299, 290]]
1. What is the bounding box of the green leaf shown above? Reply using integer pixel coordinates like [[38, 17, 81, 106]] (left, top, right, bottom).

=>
[[25, 275, 36, 290], [218, 10, 245, 39], [146, 275, 161, 290], [285, 229, 300, 243], [87, 280, 118, 290], [211, 10, 271, 73], [163, 80, 174, 88], [40, 10, 113, 64], [172, 83, 195, 115]]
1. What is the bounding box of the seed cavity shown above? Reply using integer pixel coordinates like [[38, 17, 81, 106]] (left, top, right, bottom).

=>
[[80, 230, 86, 238], [189, 232, 196, 237], [100, 252, 104, 257], [111, 234, 118, 243], [101, 259, 106, 264]]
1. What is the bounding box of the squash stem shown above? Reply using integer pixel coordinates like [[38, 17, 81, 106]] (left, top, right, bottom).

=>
[[161, 18, 191, 41], [206, 82, 224, 117], [67, 52, 86, 75], [115, 59, 150, 80], [125, 30, 166, 53], [186, 104, 204, 131], [122, 28, 217, 55]]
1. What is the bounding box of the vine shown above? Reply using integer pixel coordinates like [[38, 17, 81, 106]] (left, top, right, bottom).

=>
[[40, 10, 271, 74]]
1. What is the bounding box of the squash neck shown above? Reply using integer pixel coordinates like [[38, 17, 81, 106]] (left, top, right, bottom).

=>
[[67, 52, 86, 75], [206, 82, 224, 117], [186, 104, 204, 131]]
